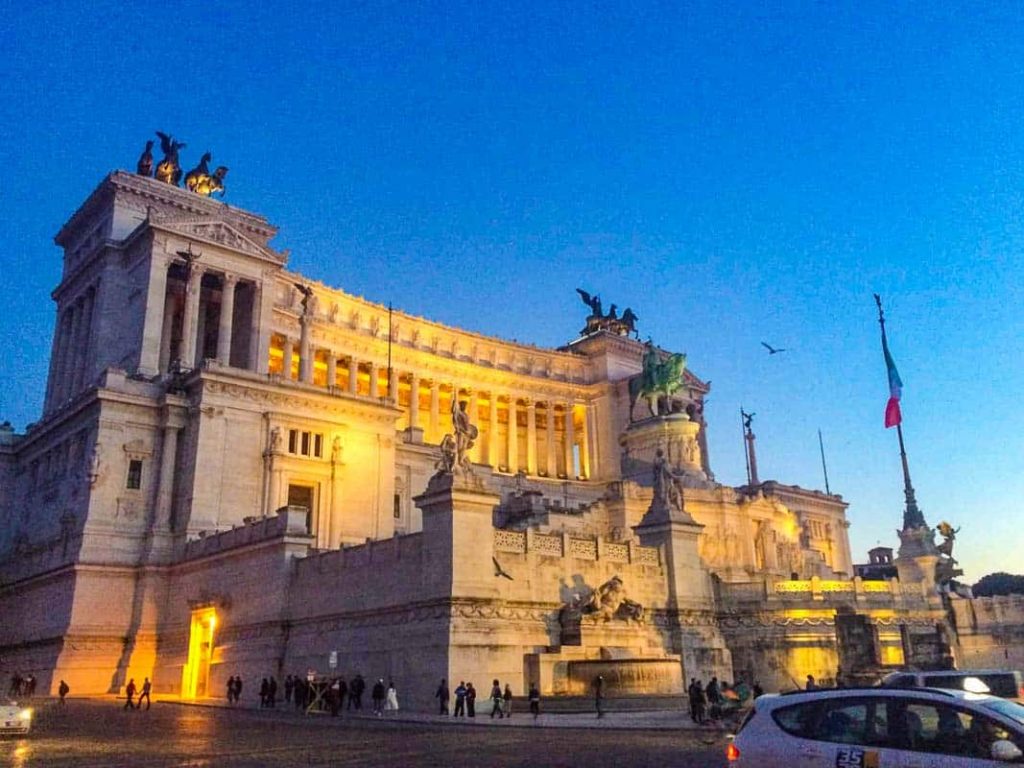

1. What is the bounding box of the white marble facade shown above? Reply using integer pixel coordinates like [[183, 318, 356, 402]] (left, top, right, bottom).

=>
[[0, 171, 905, 705]]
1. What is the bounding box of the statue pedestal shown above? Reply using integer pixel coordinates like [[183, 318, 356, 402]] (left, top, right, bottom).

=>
[[896, 525, 941, 603], [620, 414, 706, 485]]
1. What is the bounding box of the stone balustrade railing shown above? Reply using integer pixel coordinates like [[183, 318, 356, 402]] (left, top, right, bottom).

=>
[[719, 576, 914, 607], [182, 506, 311, 561], [493, 529, 660, 566]]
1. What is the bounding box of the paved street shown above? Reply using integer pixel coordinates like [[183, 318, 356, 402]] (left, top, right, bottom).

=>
[[0, 699, 730, 767]]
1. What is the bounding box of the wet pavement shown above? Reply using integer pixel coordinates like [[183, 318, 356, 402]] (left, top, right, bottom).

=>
[[0, 698, 731, 767]]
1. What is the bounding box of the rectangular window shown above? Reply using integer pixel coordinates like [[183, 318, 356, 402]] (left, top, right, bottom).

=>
[[285, 429, 326, 459], [301, 432, 310, 456], [394, 493, 402, 519], [126, 459, 143, 490], [314, 434, 323, 458], [288, 429, 298, 454]]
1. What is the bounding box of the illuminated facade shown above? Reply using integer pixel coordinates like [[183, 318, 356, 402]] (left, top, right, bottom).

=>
[[0, 172, 950, 705]]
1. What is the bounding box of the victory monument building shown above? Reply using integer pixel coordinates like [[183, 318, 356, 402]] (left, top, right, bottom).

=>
[[0, 147, 975, 707]]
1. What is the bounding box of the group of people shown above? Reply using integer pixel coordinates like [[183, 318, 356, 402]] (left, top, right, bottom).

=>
[[687, 676, 763, 724], [7, 673, 37, 698], [123, 677, 152, 710], [438, 679, 541, 720], [225, 675, 244, 703]]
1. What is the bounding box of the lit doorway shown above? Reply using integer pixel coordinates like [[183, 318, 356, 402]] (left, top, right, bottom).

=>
[[182, 607, 217, 699]]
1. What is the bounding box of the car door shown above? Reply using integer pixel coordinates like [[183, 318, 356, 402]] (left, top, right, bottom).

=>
[[799, 696, 891, 767], [880, 698, 1024, 768]]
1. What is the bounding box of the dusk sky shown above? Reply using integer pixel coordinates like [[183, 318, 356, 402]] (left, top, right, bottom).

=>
[[2, 1, 1022, 580]]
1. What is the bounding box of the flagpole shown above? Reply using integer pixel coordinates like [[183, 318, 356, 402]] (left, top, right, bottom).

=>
[[817, 428, 831, 496], [741, 407, 751, 485], [874, 294, 925, 530]]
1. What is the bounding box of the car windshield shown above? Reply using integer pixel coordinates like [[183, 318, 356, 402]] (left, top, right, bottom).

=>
[[981, 698, 1024, 726]]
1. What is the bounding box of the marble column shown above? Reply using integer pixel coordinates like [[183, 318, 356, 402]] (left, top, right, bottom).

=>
[[507, 396, 519, 473], [526, 400, 537, 475], [282, 337, 294, 380], [408, 373, 420, 430], [348, 357, 359, 394], [138, 256, 169, 376], [155, 412, 185, 529], [158, 292, 177, 373], [545, 402, 556, 477], [248, 281, 262, 372], [299, 316, 312, 383], [46, 308, 72, 409], [564, 400, 576, 479], [429, 381, 440, 441], [217, 273, 237, 365], [179, 267, 203, 368], [368, 363, 379, 398], [326, 352, 337, 389], [488, 392, 499, 466], [579, 402, 591, 480], [389, 366, 399, 401]]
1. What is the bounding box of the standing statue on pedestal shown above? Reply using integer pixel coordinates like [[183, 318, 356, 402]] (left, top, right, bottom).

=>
[[652, 448, 685, 515], [154, 132, 186, 186], [436, 396, 478, 476], [629, 341, 687, 418], [136, 140, 154, 177]]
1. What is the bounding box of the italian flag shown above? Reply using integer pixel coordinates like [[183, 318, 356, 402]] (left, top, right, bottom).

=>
[[882, 334, 902, 428]]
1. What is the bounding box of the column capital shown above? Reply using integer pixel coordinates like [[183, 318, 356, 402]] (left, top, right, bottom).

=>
[[222, 271, 239, 287]]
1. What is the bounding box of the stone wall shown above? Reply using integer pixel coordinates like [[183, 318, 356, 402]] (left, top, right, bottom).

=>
[[952, 595, 1024, 671]]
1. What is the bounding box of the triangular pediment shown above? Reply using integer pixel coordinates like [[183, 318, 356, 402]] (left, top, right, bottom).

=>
[[155, 217, 285, 264]]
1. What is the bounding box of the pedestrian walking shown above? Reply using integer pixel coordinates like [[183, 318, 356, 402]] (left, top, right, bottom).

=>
[[349, 674, 364, 710], [435, 678, 450, 715], [385, 679, 399, 713], [372, 678, 385, 716], [124, 678, 137, 710], [593, 675, 604, 719], [138, 678, 152, 710], [58, 679, 70, 706], [453, 681, 467, 717], [233, 676, 243, 704], [227, 676, 236, 704], [805, 674, 817, 691], [503, 683, 513, 717], [528, 682, 540, 720], [489, 679, 504, 719], [268, 676, 278, 707], [259, 678, 269, 708], [688, 678, 706, 724], [466, 682, 477, 717]]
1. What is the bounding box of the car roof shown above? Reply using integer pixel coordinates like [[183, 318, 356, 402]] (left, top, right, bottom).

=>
[[757, 687, 1000, 709]]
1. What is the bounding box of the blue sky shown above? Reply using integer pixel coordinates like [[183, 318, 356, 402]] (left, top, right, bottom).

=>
[[2, 1, 1022, 580]]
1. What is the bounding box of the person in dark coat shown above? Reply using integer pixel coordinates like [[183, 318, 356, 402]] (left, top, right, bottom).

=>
[[453, 681, 467, 716], [503, 683, 513, 717], [284, 674, 294, 704], [435, 678, 450, 715], [259, 678, 269, 708], [349, 674, 364, 710], [233, 676, 243, 704], [489, 679, 504, 719], [124, 678, 137, 710], [465, 682, 477, 717], [528, 682, 540, 720], [227, 676, 236, 704], [138, 678, 152, 710], [58, 679, 70, 706], [593, 675, 605, 718], [372, 678, 386, 716]]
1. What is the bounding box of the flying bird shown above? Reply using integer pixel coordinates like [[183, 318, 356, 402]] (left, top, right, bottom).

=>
[[761, 342, 787, 355], [492, 557, 514, 580]]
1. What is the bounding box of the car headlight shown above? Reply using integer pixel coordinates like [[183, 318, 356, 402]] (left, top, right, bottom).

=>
[[18, 708, 32, 721]]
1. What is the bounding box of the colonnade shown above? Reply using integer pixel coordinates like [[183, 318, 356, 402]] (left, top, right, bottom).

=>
[[45, 283, 98, 412], [269, 333, 593, 480]]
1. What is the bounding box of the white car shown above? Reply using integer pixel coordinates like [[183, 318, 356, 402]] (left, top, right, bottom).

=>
[[0, 701, 32, 735], [728, 687, 1024, 766]]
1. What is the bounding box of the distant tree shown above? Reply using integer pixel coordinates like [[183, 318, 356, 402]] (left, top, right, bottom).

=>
[[973, 572, 1024, 597]]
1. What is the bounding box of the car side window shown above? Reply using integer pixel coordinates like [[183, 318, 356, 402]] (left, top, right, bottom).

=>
[[807, 698, 892, 747], [894, 700, 1023, 758], [772, 701, 819, 738]]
